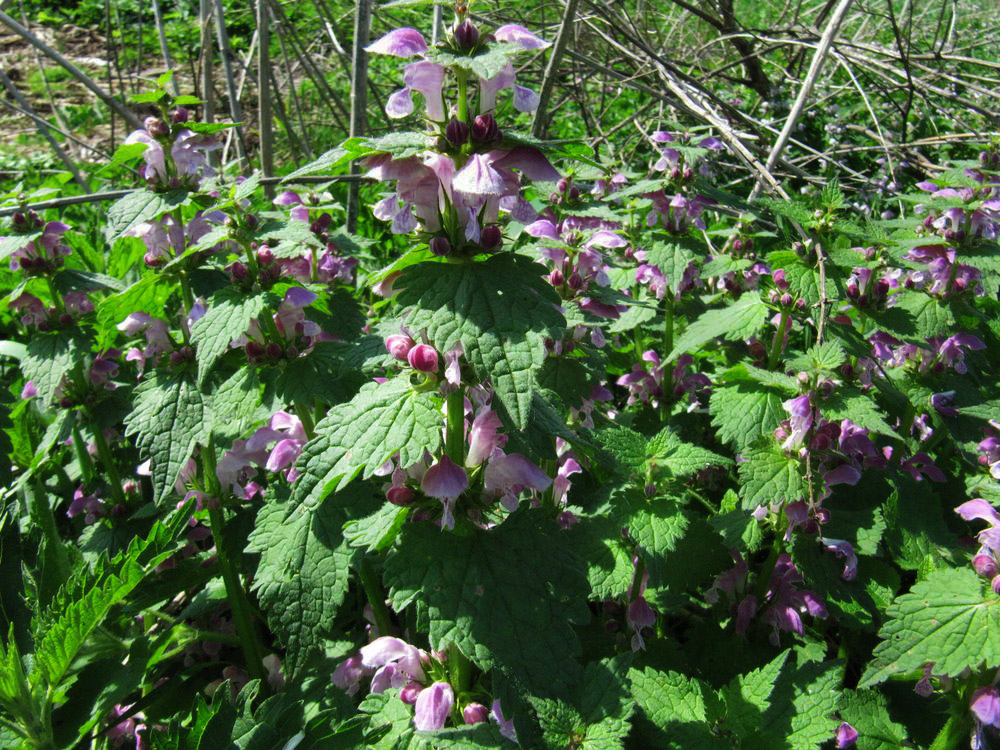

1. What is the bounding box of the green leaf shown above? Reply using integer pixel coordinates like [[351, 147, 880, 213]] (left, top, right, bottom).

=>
[[646, 239, 698, 296], [607, 299, 657, 334], [96, 274, 173, 347], [647, 428, 731, 478], [710, 385, 786, 449], [838, 690, 909, 750], [629, 667, 723, 748], [31, 510, 188, 693], [0, 232, 39, 262], [385, 510, 590, 696], [291, 378, 442, 510], [205, 368, 268, 442], [860, 567, 1000, 687], [738, 444, 803, 510], [104, 189, 190, 243], [537, 356, 591, 408], [668, 293, 768, 362], [895, 292, 955, 338], [22, 331, 83, 406], [248, 487, 370, 675], [426, 43, 523, 79], [124, 372, 206, 505], [397, 255, 565, 429], [343, 502, 410, 553], [192, 289, 273, 385], [787, 340, 846, 374], [822, 391, 896, 437]]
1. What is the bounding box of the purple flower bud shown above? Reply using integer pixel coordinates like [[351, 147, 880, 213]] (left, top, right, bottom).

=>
[[257, 246, 273, 266], [973, 554, 998, 578], [463, 703, 489, 725], [732, 238, 744, 253], [266, 342, 283, 359], [407, 344, 439, 372], [453, 20, 480, 50], [386, 334, 415, 361], [548, 269, 564, 287], [413, 682, 454, 731], [400, 682, 422, 705], [387, 486, 414, 506], [471, 113, 500, 144], [229, 262, 249, 282], [171, 107, 189, 124], [557, 177, 569, 193], [444, 118, 469, 147], [780, 293, 793, 307], [835, 722, 858, 748], [480, 225, 502, 251], [569, 186, 580, 202], [429, 236, 451, 256]]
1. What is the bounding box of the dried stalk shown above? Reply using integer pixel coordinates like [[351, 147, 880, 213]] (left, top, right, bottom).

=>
[[532, 0, 580, 140], [258, 0, 274, 197], [347, 0, 372, 233], [0, 9, 141, 130], [151, 0, 179, 94], [212, 0, 249, 172]]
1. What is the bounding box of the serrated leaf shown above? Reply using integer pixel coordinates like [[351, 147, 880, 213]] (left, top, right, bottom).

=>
[[22, 331, 83, 406], [646, 239, 698, 295], [860, 567, 1000, 687], [397, 255, 565, 429], [537, 356, 591, 408], [822, 392, 896, 437], [839, 690, 909, 750], [0, 232, 39, 262], [668, 293, 767, 362], [629, 667, 723, 748], [385, 510, 590, 696], [607, 299, 657, 334], [291, 378, 442, 509], [192, 289, 273, 385], [787, 340, 846, 374], [895, 292, 955, 337], [105, 189, 190, 243], [738, 444, 803, 510], [647, 428, 731, 478], [343, 502, 410, 553], [206, 368, 268, 441], [96, 274, 173, 347], [124, 372, 205, 504], [710, 385, 786, 449], [427, 43, 522, 79], [248, 486, 372, 675]]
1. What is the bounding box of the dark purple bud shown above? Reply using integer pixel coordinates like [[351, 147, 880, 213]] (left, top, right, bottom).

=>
[[811, 433, 831, 452], [12, 211, 26, 230], [668, 166, 681, 181], [569, 186, 580, 202], [429, 236, 451, 256], [59, 313, 73, 327], [471, 113, 500, 144], [683, 167, 694, 180], [168, 351, 186, 367], [463, 703, 489, 725], [768, 289, 779, 304], [444, 118, 469, 147], [408, 344, 439, 373], [59, 397, 74, 409], [180, 345, 193, 359], [773, 269, 789, 289], [549, 192, 562, 204], [245, 214, 259, 230], [171, 107, 190, 124], [780, 293, 793, 307], [796, 297, 806, 310], [285, 345, 298, 359], [453, 19, 480, 50], [548, 269, 564, 287], [819, 380, 834, 398], [875, 280, 890, 298], [732, 238, 744, 253], [858, 294, 869, 307], [556, 178, 569, 193], [246, 341, 265, 358], [974, 554, 998, 578], [387, 486, 414, 506], [567, 272, 584, 291], [257, 247, 274, 266], [229, 262, 249, 282], [266, 342, 283, 359], [744, 237, 753, 251], [846, 282, 859, 299], [480, 225, 502, 251]]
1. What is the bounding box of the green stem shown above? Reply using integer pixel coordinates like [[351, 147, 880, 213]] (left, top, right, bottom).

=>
[[456, 69, 470, 127], [89, 417, 126, 506], [70, 423, 95, 486], [662, 294, 674, 359], [27, 480, 70, 595], [295, 403, 316, 440], [445, 387, 466, 466], [754, 517, 787, 602], [767, 310, 789, 370], [448, 643, 473, 694], [629, 555, 646, 602], [178, 272, 195, 345], [359, 557, 395, 637], [207, 504, 268, 686], [43, 275, 63, 315]]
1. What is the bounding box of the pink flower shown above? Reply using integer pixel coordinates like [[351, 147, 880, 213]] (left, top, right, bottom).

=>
[[413, 681, 454, 731], [421, 456, 469, 529], [407, 344, 439, 373], [972, 686, 1000, 728], [483, 453, 551, 511], [835, 722, 858, 748], [386, 334, 415, 361], [463, 703, 489, 725], [366, 28, 428, 58], [494, 24, 551, 49], [466, 407, 504, 467]]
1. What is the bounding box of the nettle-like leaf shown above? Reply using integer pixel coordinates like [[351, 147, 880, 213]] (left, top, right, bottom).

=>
[[291, 378, 442, 510], [667, 292, 768, 362], [738, 443, 803, 510], [123, 371, 206, 505], [248, 484, 377, 675], [646, 237, 699, 296], [191, 288, 275, 385], [385, 510, 590, 696], [838, 689, 909, 750], [396, 254, 565, 429], [822, 390, 896, 437], [427, 42, 523, 79], [595, 426, 729, 484], [860, 567, 1000, 687], [710, 384, 786, 449], [30, 508, 189, 696], [719, 650, 843, 749], [21, 330, 84, 406], [104, 188, 190, 243], [629, 667, 724, 748], [894, 291, 955, 338]]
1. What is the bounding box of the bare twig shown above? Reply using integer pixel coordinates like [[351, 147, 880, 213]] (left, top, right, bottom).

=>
[[532, 0, 580, 140], [347, 0, 372, 233]]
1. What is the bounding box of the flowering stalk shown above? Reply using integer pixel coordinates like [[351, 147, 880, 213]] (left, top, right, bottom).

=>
[[360, 557, 395, 638], [201, 437, 268, 687], [88, 414, 126, 506], [767, 310, 789, 370], [445, 387, 466, 466]]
